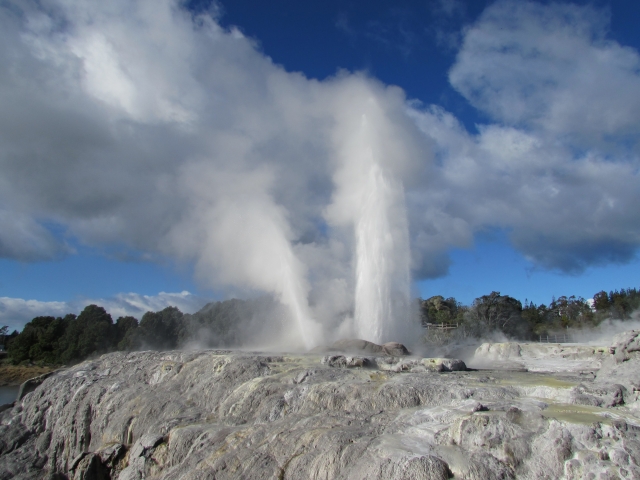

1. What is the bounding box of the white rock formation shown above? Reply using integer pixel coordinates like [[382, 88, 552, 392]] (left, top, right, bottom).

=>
[[1, 332, 639, 479]]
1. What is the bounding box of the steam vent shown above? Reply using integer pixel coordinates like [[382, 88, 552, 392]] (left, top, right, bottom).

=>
[[1, 331, 640, 479]]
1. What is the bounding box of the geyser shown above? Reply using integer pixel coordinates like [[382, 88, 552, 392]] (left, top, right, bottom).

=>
[[353, 147, 411, 344], [327, 101, 413, 345]]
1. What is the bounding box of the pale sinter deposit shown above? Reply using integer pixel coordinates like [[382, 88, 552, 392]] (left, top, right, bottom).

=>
[[1, 332, 639, 479]]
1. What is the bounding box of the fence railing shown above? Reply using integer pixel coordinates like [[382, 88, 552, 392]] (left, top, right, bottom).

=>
[[538, 334, 571, 343], [423, 322, 459, 330]]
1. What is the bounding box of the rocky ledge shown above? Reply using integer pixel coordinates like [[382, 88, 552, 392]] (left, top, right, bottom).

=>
[[1, 332, 640, 479]]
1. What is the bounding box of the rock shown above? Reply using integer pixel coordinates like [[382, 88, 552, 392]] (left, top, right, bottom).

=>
[[322, 354, 347, 367], [17, 371, 57, 401], [382, 342, 411, 356], [128, 433, 164, 459], [469, 341, 615, 373], [421, 358, 467, 372], [475, 342, 522, 360], [574, 330, 640, 410], [612, 330, 640, 362], [326, 339, 385, 354], [355, 455, 452, 480], [570, 383, 626, 407], [320, 338, 411, 356], [117, 456, 146, 480], [0, 417, 32, 455], [97, 443, 126, 472], [372, 356, 466, 373], [321, 355, 375, 368], [71, 452, 109, 480], [0, 345, 639, 479]]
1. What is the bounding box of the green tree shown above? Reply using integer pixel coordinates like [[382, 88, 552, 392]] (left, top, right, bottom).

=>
[[522, 301, 549, 336], [129, 307, 183, 350], [6, 315, 71, 364], [466, 292, 530, 339], [419, 296, 464, 326], [0, 325, 7, 350], [546, 295, 594, 329], [592, 288, 640, 321], [593, 291, 610, 313], [115, 316, 139, 350], [58, 306, 115, 363]]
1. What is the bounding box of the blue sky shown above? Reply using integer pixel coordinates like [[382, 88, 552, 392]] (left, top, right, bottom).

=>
[[1, 0, 639, 332]]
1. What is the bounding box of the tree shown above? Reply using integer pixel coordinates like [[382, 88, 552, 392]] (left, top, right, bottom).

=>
[[115, 316, 139, 350], [593, 291, 610, 313], [7, 316, 62, 364], [466, 292, 529, 338], [592, 288, 640, 321], [0, 325, 7, 349], [546, 295, 594, 329], [419, 296, 465, 326], [522, 301, 549, 336], [58, 306, 115, 363], [129, 307, 183, 350]]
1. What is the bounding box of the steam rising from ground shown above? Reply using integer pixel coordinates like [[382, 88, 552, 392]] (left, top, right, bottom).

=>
[[2, 0, 640, 345], [565, 314, 640, 346]]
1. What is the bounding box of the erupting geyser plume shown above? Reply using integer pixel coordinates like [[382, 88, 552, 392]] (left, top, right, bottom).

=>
[[168, 168, 324, 350], [327, 84, 415, 345], [353, 120, 411, 344]]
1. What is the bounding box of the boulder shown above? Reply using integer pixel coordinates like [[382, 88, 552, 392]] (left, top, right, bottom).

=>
[[382, 342, 411, 356], [321, 355, 376, 368], [421, 357, 467, 372], [326, 339, 385, 354], [319, 338, 411, 357]]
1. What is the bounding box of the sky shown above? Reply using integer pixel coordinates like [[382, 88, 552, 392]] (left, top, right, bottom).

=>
[[1, 0, 639, 334]]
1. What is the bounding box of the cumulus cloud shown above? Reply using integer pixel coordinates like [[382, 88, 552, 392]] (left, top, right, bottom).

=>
[[449, 0, 640, 144], [0, 291, 207, 333], [0, 211, 73, 261], [0, 297, 68, 333], [1, 0, 639, 344], [407, 0, 640, 275]]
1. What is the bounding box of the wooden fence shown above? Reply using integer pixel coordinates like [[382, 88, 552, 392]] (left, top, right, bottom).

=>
[[538, 334, 571, 343], [423, 322, 459, 331]]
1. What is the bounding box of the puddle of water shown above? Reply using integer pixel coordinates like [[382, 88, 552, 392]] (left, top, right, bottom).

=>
[[541, 403, 609, 424], [540, 403, 640, 427], [463, 370, 580, 389], [496, 372, 578, 389], [0, 385, 19, 405]]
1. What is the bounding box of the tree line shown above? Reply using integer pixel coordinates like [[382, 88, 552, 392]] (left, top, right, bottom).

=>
[[1, 297, 275, 366], [419, 287, 640, 341], [1, 287, 638, 366]]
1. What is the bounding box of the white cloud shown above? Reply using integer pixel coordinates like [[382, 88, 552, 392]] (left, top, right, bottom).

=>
[[449, 0, 640, 144], [0, 210, 73, 261], [406, 0, 640, 274], [0, 297, 68, 333], [0, 291, 208, 333], [409, 104, 640, 273]]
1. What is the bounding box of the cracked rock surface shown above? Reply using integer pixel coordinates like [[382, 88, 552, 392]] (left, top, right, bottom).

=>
[[1, 334, 640, 479]]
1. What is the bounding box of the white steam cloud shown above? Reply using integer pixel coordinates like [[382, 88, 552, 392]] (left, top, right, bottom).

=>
[[325, 80, 424, 342], [0, 291, 207, 333], [1, 0, 639, 344]]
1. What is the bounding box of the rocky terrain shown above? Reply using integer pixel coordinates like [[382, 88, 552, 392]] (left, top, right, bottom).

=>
[[1, 332, 639, 479]]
